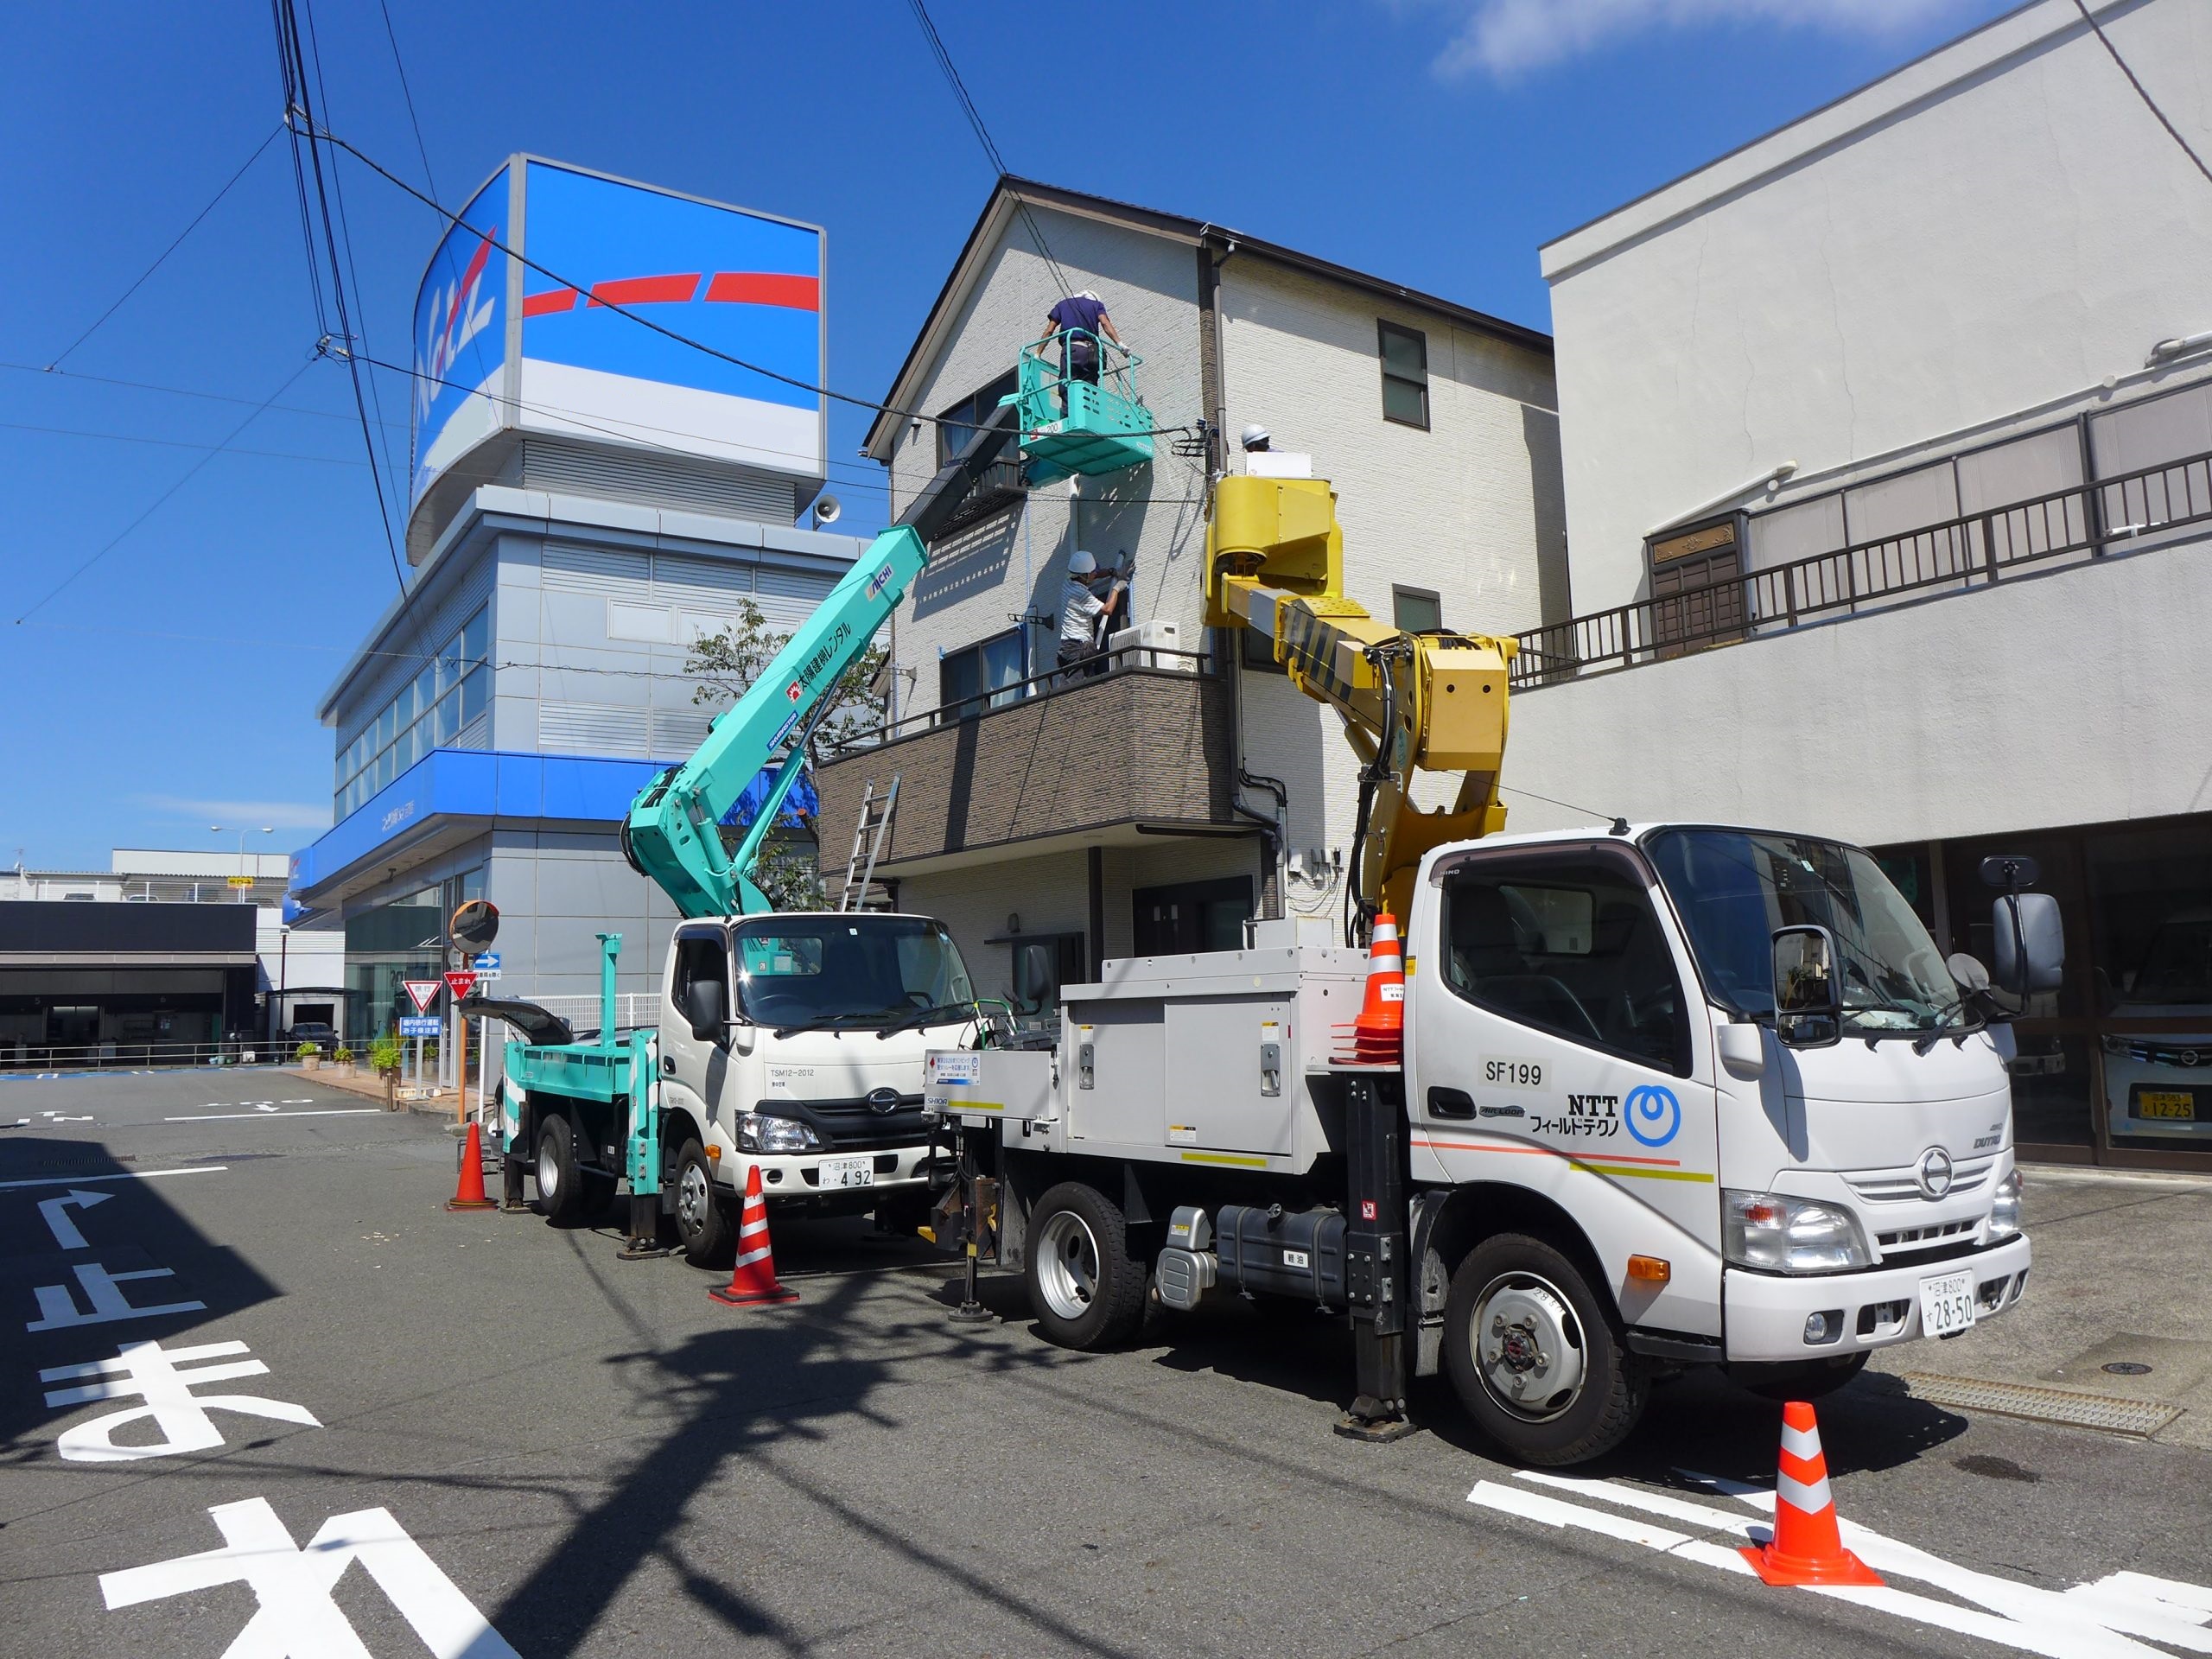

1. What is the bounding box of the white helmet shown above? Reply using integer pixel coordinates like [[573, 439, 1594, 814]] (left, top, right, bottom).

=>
[[1239, 423, 1271, 452], [1068, 550, 1097, 575]]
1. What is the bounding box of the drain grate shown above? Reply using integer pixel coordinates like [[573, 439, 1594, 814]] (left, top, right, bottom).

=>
[[1901, 1372, 2183, 1436]]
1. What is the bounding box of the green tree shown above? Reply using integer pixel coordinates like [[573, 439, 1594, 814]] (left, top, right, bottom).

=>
[[684, 600, 887, 912]]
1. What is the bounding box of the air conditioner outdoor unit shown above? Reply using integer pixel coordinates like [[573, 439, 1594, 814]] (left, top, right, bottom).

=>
[[1106, 620, 1190, 671]]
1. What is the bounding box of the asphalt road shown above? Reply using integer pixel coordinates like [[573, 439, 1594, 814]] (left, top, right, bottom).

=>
[[3, 1068, 2208, 1659]]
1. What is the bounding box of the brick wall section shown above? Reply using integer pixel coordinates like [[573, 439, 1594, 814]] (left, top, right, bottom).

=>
[[817, 669, 1232, 870]]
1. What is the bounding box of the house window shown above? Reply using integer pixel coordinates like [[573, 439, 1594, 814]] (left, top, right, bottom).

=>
[[1378, 321, 1430, 429], [932, 370, 1024, 534], [1646, 519, 1745, 656], [1240, 628, 1285, 675], [1393, 586, 1444, 633], [1133, 876, 1255, 956], [939, 629, 1026, 721]]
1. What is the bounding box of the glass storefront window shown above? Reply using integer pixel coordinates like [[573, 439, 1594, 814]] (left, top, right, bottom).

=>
[[2088, 819, 2212, 1152], [334, 603, 492, 817]]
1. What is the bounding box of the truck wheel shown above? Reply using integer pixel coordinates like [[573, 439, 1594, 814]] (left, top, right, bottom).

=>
[[672, 1140, 734, 1268], [1025, 1182, 1146, 1350], [535, 1116, 590, 1226], [1732, 1352, 1869, 1402], [1444, 1232, 1646, 1466]]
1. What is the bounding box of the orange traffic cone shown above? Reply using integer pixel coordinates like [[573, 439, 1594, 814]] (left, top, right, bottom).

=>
[[1740, 1401, 1883, 1586], [446, 1121, 498, 1211], [708, 1163, 799, 1306], [1338, 912, 1406, 1065]]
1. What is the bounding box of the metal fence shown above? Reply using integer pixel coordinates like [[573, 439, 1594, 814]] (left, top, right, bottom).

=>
[[0, 1037, 303, 1074], [1511, 445, 2212, 686], [826, 639, 1215, 757]]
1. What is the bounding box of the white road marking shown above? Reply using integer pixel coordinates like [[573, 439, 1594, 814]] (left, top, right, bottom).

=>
[[100, 1497, 521, 1658], [1470, 1472, 2212, 1659], [41, 1338, 319, 1461], [35, 1187, 112, 1249], [27, 1262, 206, 1332], [0, 1166, 227, 1192], [162, 1108, 380, 1122]]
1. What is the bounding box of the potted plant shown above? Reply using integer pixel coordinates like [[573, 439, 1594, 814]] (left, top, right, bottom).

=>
[[368, 1034, 404, 1109], [332, 1044, 356, 1078], [295, 1040, 322, 1072]]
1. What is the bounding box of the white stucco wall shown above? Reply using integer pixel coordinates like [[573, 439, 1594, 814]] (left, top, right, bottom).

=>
[[1544, 0, 2212, 612], [1220, 256, 1562, 871], [1503, 537, 2212, 847], [883, 206, 1211, 718]]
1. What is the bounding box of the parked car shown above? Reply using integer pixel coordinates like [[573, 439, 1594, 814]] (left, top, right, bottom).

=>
[[283, 1021, 340, 1048], [2102, 909, 2212, 1142]]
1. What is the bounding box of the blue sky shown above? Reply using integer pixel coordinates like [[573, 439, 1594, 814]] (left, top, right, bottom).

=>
[[1, 0, 2013, 869]]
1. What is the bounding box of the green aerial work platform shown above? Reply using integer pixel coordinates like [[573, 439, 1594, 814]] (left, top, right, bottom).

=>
[[1007, 328, 1154, 485]]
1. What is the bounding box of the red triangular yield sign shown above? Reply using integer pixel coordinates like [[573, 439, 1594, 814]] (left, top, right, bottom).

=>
[[402, 979, 442, 1014], [443, 969, 478, 1001]]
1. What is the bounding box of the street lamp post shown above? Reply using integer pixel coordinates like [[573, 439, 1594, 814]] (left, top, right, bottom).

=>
[[212, 826, 274, 1051]]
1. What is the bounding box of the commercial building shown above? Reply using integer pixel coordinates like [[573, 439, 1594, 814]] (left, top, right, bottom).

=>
[[0, 850, 346, 1058], [1509, 0, 2212, 1169], [817, 177, 1565, 1008], [287, 157, 860, 1047]]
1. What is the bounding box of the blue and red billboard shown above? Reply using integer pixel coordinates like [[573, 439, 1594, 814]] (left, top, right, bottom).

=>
[[410, 166, 510, 512], [407, 157, 825, 555]]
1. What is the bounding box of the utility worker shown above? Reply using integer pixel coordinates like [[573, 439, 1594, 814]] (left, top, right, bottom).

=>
[[1042, 289, 1122, 410], [1056, 550, 1126, 678]]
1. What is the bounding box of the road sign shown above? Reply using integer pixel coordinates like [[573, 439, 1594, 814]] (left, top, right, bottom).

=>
[[397, 1016, 441, 1038], [400, 981, 441, 1014], [442, 970, 478, 1001], [226, 875, 254, 889], [471, 951, 501, 980]]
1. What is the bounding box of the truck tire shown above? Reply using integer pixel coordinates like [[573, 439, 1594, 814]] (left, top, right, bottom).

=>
[[671, 1139, 735, 1268], [535, 1116, 592, 1227], [1443, 1232, 1646, 1466], [1025, 1181, 1147, 1350]]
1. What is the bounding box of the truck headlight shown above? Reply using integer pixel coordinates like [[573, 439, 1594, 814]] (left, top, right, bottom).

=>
[[1988, 1169, 2023, 1238], [1722, 1189, 1873, 1273], [737, 1113, 823, 1154]]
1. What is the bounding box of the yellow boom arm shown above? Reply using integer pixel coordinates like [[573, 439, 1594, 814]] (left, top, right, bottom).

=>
[[1206, 474, 1514, 933]]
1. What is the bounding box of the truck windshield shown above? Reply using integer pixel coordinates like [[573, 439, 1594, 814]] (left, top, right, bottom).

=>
[[729, 915, 975, 1031], [1646, 828, 1970, 1035]]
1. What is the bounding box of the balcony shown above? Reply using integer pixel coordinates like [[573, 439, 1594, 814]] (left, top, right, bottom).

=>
[[1514, 442, 2212, 688], [816, 643, 1233, 875]]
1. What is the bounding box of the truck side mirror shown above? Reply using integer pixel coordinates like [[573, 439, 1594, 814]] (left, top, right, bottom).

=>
[[1772, 925, 1842, 1047], [684, 979, 726, 1043], [1992, 892, 2064, 997]]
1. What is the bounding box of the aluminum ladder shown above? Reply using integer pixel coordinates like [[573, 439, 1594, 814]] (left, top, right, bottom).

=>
[[838, 774, 899, 912]]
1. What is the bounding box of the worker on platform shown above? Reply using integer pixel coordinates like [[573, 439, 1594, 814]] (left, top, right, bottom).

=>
[[1043, 289, 1122, 411], [1056, 550, 1127, 680]]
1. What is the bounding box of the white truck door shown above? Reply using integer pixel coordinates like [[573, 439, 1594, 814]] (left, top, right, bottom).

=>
[[1408, 840, 1722, 1336], [663, 927, 733, 1136]]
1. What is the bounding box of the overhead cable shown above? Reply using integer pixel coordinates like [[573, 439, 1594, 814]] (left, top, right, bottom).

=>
[[2071, 0, 2212, 189], [14, 359, 315, 625], [47, 125, 283, 371]]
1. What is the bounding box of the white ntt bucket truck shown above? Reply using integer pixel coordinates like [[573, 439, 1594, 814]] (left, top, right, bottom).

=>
[[923, 472, 2064, 1464]]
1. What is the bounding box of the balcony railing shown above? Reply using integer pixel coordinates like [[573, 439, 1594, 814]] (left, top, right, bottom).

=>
[[1512, 445, 2212, 687]]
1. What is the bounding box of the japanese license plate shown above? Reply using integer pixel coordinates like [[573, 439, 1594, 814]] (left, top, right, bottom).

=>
[[817, 1154, 874, 1190], [1919, 1269, 1977, 1338], [2139, 1090, 2197, 1122]]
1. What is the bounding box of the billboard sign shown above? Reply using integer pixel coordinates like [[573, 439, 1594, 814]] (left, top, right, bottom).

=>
[[516, 160, 823, 482], [409, 165, 510, 511]]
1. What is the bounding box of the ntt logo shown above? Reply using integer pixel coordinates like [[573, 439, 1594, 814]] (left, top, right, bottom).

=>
[[1623, 1084, 1681, 1147]]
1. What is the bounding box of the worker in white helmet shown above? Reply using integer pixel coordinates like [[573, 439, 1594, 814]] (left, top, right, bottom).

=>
[[1057, 550, 1126, 680]]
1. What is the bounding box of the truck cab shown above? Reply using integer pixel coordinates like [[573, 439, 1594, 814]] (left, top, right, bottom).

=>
[[656, 911, 976, 1259]]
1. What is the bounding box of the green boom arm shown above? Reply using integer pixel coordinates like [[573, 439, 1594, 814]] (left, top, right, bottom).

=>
[[621, 404, 1020, 918]]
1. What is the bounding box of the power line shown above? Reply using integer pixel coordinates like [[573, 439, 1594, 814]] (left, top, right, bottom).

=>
[[0, 416, 361, 465], [47, 125, 283, 371], [14, 358, 315, 625], [273, 0, 407, 596], [376, 0, 440, 206], [0, 359, 404, 428], [2071, 0, 2212, 190], [903, 0, 1075, 301]]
